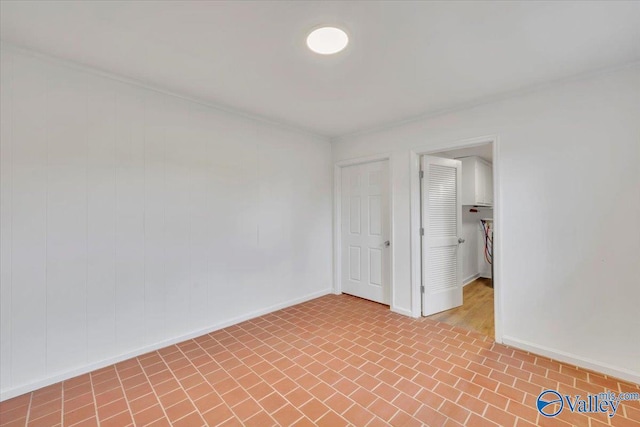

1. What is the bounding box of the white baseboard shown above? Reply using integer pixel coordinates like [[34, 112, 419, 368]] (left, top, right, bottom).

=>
[[463, 273, 480, 287], [501, 336, 640, 385], [479, 269, 492, 279], [0, 288, 333, 402]]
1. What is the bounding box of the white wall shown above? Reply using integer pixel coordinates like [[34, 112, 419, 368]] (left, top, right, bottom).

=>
[[333, 64, 640, 382], [0, 46, 333, 400]]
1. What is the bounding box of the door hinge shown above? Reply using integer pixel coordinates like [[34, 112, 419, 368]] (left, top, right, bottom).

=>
[[419, 170, 424, 179], [420, 285, 425, 293], [420, 227, 424, 236]]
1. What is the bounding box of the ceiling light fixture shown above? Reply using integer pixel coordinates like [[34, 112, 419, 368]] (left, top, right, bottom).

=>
[[306, 27, 349, 55]]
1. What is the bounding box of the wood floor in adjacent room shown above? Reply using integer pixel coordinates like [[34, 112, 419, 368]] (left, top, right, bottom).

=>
[[1, 294, 639, 427], [427, 278, 495, 338]]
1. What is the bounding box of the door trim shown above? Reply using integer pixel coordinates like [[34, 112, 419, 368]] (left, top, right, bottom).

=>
[[409, 135, 503, 343], [333, 153, 395, 310]]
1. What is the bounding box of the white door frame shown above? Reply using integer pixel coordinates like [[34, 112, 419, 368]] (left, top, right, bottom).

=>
[[410, 135, 503, 343], [333, 153, 394, 308]]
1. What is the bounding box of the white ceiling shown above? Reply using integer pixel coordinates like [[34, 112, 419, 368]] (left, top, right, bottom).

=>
[[2, 1, 639, 137]]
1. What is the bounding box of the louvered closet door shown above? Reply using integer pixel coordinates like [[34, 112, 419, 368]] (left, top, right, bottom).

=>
[[421, 156, 463, 316]]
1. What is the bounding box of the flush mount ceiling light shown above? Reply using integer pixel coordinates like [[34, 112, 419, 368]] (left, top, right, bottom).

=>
[[306, 27, 349, 55]]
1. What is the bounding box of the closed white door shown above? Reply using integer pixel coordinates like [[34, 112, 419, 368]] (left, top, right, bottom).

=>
[[341, 160, 390, 304], [421, 156, 463, 315]]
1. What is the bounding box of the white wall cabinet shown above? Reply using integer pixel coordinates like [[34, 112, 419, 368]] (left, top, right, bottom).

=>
[[460, 156, 493, 206]]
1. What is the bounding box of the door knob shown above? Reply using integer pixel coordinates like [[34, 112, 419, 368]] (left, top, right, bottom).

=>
[[384, 240, 390, 247], [458, 238, 465, 244]]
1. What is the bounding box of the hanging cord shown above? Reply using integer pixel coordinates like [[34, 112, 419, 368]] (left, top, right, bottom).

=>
[[483, 223, 492, 265], [485, 223, 493, 264], [481, 220, 493, 265]]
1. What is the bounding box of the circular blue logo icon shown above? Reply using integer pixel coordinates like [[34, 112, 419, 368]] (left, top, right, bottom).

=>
[[537, 390, 564, 417]]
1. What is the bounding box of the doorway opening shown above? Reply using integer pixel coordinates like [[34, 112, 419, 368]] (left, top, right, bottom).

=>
[[420, 142, 495, 337]]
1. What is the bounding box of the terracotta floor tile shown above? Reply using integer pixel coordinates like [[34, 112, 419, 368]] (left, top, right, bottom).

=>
[[343, 404, 375, 425], [0, 406, 29, 424], [2, 294, 637, 427], [236, 372, 261, 390], [63, 403, 95, 426], [64, 386, 93, 404], [222, 386, 251, 407], [119, 365, 144, 380], [96, 398, 128, 421], [373, 382, 400, 402], [317, 369, 342, 386], [439, 399, 471, 424], [99, 411, 133, 427], [484, 404, 517, 426], [351, 387, 377, 408], [131, 404, 165, 426], [172, 411, 205, 427], [259, 392, 287, 413], [467, 413, 500, 427], [368, 397, 398, 421], [179, 373, 204, 390], [415, 404, 448, 426], [300, 398, 330, 421], [71, 416, 98, 427], [124, 383, 153, 401], [309, 382, 336, 402], [91, 379, 119, 395], [192, 392, 222, 414], [28, 398, 61, 420], [324, 392, 353, 415], [496, 382, 525, 403], [259, 369, 284, 385], [63, 393, 94, 413], [515, 418, 538, 427], [157, 388, 188, 409], [377, 369, 402, 386], [2, 417, 28, 427], [479, 388, 509, 410], [186, 382, 214, 402], [368, 415, 392, 427], [202, 404, 234, 426], [164, 399, 195, 423], [457, 392, 487, 415], [94, 388, 124, 408], [144, 418, 171, 427], [0, 394, 30, 413], [334, 378, 359, 396], [230, 398, 261, 421], [271, 377, 297, 395], [129, 393, 158, 414], [316, 410, 349, 427], [283, 388, 312, 408], [272, 404, 304, 426], [209, 377, 234, 395], [434, 382, 462, 402], [246, 382, 275, 401], [393, 393, 422, 416], [243, 410, 277, 427]]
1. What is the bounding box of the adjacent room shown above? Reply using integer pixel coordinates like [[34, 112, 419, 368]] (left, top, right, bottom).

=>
[[424, 143, 495, 337], [1, 1, 639, 426]]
